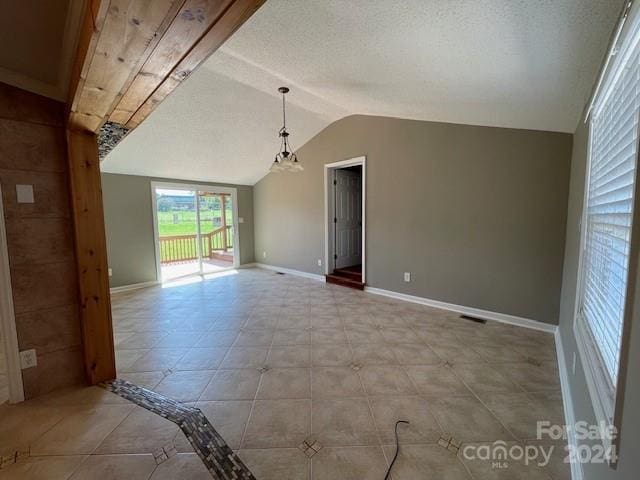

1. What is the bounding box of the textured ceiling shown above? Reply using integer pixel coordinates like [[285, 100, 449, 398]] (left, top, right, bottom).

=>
[[102, 0, 623, 185], [0, 0, 85, 100]]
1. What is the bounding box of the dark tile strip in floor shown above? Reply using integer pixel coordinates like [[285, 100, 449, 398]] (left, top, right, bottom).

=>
[[101, 379, 257, 480]]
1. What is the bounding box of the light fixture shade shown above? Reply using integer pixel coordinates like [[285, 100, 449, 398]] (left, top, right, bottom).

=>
[[290, 158, 304, 171], [269, 160, 283, 173]]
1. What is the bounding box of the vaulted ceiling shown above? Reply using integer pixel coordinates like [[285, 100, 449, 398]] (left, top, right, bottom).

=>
[[0, 0, 85, 100], [100, 0, 624, 185]]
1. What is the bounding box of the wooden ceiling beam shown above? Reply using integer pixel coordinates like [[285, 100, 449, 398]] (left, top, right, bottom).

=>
[[69, 0, 266, 133], [69, 0, 186, 132]]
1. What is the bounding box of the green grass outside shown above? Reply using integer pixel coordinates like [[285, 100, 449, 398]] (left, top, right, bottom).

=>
[[157, 210, 233, 236]]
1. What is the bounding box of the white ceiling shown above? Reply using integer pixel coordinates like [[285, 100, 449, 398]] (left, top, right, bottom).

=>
[[0, 0, 85, 101], [102, 0, 623, 185]]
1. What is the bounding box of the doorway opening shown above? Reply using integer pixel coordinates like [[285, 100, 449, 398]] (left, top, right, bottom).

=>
[[324, 157, 366, 289], [151, 182, 240, 282], [0, 185, 25, 403]]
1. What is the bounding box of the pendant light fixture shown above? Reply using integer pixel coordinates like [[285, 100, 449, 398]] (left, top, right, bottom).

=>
[[270, 87, 303, 173]]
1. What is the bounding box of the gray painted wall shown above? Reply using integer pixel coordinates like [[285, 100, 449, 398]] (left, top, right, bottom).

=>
[[558, 119, 640, 480], [254, 115, 572, 324], [102, 173, 254, 288]]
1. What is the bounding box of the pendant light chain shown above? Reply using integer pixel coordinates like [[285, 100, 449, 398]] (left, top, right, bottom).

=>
[[270, 87, 303, 173]]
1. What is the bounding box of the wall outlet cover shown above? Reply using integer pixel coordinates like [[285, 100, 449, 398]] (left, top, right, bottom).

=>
[[16, 184, 35, 203], [20, 349, 37, 369], [239, 217, 244, 223], [108, 268, 113, 277], [317, 259, 322, 266], [263, 251, 267, 258], [404, 272, 411, 282]]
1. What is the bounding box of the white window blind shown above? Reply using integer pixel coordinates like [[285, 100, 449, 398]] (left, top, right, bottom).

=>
[[580, 35, 640, 396]]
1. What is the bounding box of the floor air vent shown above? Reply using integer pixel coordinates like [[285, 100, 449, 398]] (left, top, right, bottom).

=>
[[460, 314, 487, 324]]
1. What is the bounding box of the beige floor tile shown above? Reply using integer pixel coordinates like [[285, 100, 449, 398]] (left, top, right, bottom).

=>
[[196, 400, 252, 449], [0, 455, 85, 480], [117, 332, 168, 349], [94, 406, 179, 454], [311, 367, 364, 398], [345, 327, 386, 344], [194, 330, 240, 347], [351, 344, 397, 365], [381, 444, 471, 479], [267, 345, 311, 367], [380, 328, 418, 343], [149, 453, 210, 479], [154, 370, 215, 402], [369, 396, 441, 444], [429, 395, 514, 443], [126, 348, 188, 373], [173, 347, 228, 370], [239, 448, 309, 480], [404, 365, 471, 396], [256, 368, 311, 399], [199, 368, 261, 400], [311, 446, 388, 480], [117, 372, 165, 390], [427, 340, 486, 364], [243, 399, 311, 448], [390, 343, 442, 365], [312, 398, 378, 446], [235, 329, 276, 347], [452, 363, 523, 394], [311, 316, 343, 329], [115, 349, 148, 372], [30, 405, 135, 455], [359, 366, 417, 395], [69, 454, 157, 479], [30, 386, 131, 407], [479, 392, 565, 441], [0, 404, 68, 454], [272, 329, 311, 345], [221, 347, 269, 368], [153, 332, 204, 349], [311, 328, 348, 344], [277, 316, 312, 329], [495, 362, 561, 392], [312, 345, 353, 366]]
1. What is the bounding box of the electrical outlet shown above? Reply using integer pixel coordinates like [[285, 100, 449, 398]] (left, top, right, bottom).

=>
[[263, 251, 267, 258], [239, 217, 244, 224], [317, 259, 322, 266], [572, 352, 577, 375], [20, 349, 37, 369], [108, 268, 113, 277], [404, 272, 411, 282]]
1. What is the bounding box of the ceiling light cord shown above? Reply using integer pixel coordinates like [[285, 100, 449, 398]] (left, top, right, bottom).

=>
[[384, 420, 410, 480]]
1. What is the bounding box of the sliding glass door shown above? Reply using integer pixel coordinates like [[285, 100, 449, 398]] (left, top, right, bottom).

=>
[[153, 183, 237, 282]]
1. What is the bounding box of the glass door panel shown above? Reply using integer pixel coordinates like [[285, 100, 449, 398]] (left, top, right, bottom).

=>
[[198, 192, 234, 274], [155, 188, 200, 281]]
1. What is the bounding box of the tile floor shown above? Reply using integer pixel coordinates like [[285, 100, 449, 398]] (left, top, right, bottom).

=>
[[0, 268, 570, 479]]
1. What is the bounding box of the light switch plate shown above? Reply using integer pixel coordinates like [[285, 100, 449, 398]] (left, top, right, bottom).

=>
[[20, 349, 37, 369], [404, 272, 411, 282], [108, 268, 113, 277], [239, 217, 244, 223], [317, 259, 322, 266], [16, 184, 34, 203]]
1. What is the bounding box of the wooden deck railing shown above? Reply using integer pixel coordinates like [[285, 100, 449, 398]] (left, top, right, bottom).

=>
[[159, 226, 233, 264]]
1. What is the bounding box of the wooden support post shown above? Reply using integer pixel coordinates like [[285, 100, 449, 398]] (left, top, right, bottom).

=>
[[221, 194, 227, 252], [67, 129, 116, 384]]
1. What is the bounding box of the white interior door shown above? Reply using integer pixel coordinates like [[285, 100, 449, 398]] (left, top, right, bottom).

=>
[[334, 169, 362, 269]]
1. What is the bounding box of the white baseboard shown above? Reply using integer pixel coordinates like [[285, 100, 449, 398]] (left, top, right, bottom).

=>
[[365, 286, 557, 334], [555, 328, 583, 480], [253, 263, 326, 282], [110, 280, 159, 294]]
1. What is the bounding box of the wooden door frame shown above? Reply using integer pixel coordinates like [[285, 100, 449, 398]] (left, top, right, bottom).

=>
[[0, 185, 25, 403], [150, 181, 241, 282], [324, 157, 366, 282]]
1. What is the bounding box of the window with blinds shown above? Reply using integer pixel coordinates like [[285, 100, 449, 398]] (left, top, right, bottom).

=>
[[577, 10, 640, 425]]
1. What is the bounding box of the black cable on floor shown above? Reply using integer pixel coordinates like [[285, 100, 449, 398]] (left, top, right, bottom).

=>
[[384, 420, 410, 480]]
